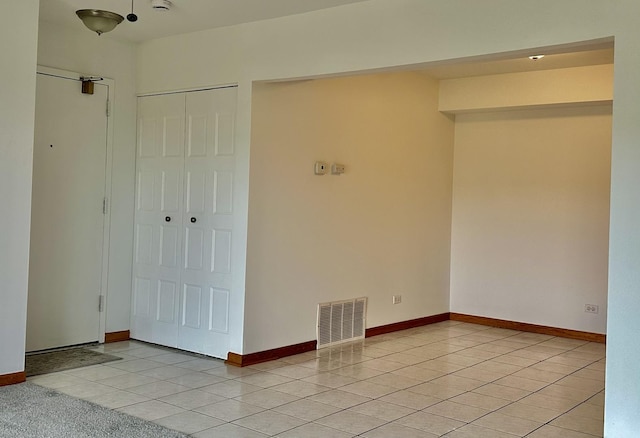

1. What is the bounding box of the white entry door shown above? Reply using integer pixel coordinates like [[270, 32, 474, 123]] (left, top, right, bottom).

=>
[[132, 87, 236, 359], [27, 73, 108, 352]]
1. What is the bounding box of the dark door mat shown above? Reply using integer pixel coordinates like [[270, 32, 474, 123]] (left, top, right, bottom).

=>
[[25, 348, 122, 376], [0, 382, 187, 438]]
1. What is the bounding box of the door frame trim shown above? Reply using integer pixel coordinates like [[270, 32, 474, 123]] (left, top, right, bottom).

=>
[[36, 65, 115, 344]]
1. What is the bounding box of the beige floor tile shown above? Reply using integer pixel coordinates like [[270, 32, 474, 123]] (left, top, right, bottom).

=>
[[86, 389, 150, 409], [166, 371, 227, 388], [139, 365, 191, 379], [55, 381, 119, 399], [519, 393, 581, 411], [358, 358, 407, 372], [279, 422, 355, 438], [572, 368, 605, 382], [491, 354, 539, 367], [192, 423, 268, 437], [340, 380, 397, 398], [365, 373, 423, 390], [424, 400, 490, 422], [332, 365, 386, 379], [390, 365, 446, 381], [527, 424, 597, 438], [195, 399, 265, 422], [233, 410, 306, 436], [361, 422, 439, 438], [430, 374, 485, 391], [63, 365, 129, 381], [348, 400, 416, 421], [301, 372, 357, 388], [308, 389, 372, 409], [551, 413, 604, 436], [316, 410, 387, 435], [379, 389, 442, 410], [472, 383, 531, 401], [567, 402, 605, 420], [452, 367, 506, 382], [234, 371, 294, 388], [205, 366, 260, 379], [530, 360, 580, 375], [494, 375, 549, 392], [29, 373, 91, 389], [409, 382, 467, 399], [450, 391, 511, 410], [127, 380, 190, 398], [153, 410, 223, 434], [512, 367, 565, 383], [200, 380, 262, 398], [555, 375, 605, 392], [107, 358, 164, 372], [271, 380, 330, 397], [159, 388, 225, 409], [416, 359, 466, 373], [444, 423, 520, 438], [396, 411, 464, 435], [537, 383, 598, 402], [497, 401, 564, 423], [95, 372, 159, 389], [116, 400, 185, 421], [275, 398, 343, 421], [265, 364, 320, 379], [175, 358, 225, 372], [234, 388, 300, 409], [147, 352, 196, 365]]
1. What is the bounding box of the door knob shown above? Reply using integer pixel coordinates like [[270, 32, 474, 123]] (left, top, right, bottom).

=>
[[165, 216, 171, 222], [190, 217, 197, 223]]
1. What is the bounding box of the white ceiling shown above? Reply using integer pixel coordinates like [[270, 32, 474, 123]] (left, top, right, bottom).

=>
[[39, 0, 371, 43]]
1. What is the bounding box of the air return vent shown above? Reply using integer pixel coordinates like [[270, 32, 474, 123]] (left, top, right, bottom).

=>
[[317, 297, 367, 349]]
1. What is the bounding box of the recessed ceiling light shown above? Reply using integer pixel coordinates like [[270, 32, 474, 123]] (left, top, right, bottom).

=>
[[529, 55, 545, 61]]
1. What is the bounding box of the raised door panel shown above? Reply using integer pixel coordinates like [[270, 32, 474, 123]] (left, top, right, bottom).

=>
[[178, 88, 237, 357], [131, 93, 185, 347]]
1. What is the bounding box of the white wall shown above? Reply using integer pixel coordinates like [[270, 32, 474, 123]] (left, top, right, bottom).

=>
[[37, 22, 138, 332], [0, 1, 40, 376], [123, 0, 640, 434], [450, 105, 611, 334], [245, 72, 453, 353]]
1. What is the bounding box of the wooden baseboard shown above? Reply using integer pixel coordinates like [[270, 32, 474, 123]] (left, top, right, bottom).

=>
[[105, 330, 130, 343], [365, 313, 451, 338], [450, 313, 606, 343], [226, 340, 317, 367], [0, 371, 26, 387]]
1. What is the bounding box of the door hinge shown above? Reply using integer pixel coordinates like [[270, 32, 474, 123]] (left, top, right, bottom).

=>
[[99, 295, 105, 312], [102, 197, 108, 214], [106, 98, 111, 117]]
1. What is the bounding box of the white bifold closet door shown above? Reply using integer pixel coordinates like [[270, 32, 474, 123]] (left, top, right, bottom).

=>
[[132, 87, 236, 359]]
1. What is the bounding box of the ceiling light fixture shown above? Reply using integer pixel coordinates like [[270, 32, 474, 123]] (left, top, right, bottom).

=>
[[76, 9, 124, 35], [528, 54, 545, 61]]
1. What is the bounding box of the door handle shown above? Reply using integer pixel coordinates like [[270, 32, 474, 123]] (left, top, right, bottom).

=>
[[190, 217, 197, 223], [165, 216, 171, 222]]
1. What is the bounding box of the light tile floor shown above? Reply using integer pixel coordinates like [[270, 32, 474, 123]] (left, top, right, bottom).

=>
[[28, 321, 605, 437]]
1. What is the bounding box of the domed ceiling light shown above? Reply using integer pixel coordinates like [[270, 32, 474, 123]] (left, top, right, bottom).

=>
[[76, 9, 125, 35]]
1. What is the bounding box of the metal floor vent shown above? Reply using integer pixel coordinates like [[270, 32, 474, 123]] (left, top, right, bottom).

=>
[[317, 297, 367, 349]]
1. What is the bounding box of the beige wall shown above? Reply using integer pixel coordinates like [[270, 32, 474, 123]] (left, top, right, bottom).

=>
[[439, 65, 613, 113], [245, 72, 454, 353], [0, 0, 39, 375], [450, 105, 612, 334]]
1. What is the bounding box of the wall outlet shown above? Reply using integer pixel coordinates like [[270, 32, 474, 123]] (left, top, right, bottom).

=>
[[585, 304, 599, 314], [314, 161, 328, 175], [392, 295, 402, 305]]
